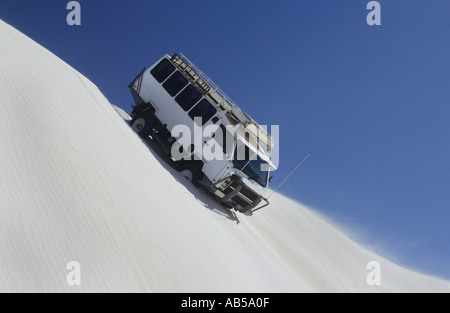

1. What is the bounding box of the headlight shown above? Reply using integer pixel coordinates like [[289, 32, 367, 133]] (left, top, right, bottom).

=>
[[220, 178, 232, 189]]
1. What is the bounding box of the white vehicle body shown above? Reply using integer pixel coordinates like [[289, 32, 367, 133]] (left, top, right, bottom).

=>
[[128, 53, 277, 214]]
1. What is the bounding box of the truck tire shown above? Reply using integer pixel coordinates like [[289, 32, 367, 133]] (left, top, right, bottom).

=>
[[130, 112, 153, 138], [177, 164, 201, 187]]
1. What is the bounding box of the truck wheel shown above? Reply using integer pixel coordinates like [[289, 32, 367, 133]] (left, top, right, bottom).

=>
[[177, 164, 201, 187], [131, 113, 152, 138]]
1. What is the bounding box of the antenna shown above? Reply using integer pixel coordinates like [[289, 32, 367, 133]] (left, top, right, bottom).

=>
[[267, 152, 312, 199]]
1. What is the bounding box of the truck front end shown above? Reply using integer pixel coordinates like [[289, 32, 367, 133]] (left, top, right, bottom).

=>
[[211, 136, 275, 215]]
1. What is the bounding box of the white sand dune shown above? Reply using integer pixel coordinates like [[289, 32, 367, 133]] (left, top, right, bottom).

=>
[[0, 20, 448, 293]]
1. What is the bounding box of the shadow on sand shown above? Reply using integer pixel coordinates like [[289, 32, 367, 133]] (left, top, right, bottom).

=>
[[118, 114, 240, 224]]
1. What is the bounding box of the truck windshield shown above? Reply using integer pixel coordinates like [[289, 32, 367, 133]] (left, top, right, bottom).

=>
[[233, 147, 269, 188]]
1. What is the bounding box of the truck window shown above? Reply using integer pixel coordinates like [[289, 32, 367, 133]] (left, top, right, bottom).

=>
[[163, 71, 188, 97], [233, 148, 269, 188], [188, 99, 217, 126], [150, 58, 175, 83], [175, 85, 202, 111]]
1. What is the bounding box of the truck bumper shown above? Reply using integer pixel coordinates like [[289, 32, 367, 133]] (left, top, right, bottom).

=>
[[211, 175, 268, 214]]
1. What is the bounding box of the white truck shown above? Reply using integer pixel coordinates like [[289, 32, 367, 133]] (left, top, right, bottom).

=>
[[128, 53, 277, 215]]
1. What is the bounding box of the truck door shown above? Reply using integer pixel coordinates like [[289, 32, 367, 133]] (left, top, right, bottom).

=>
[[201, 124, 234, 184]]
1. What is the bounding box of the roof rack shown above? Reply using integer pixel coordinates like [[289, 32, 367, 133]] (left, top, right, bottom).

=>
[[170, 53, 275, 155]]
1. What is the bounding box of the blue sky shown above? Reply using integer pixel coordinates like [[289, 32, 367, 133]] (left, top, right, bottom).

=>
[[1, 1, 449, 280]]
